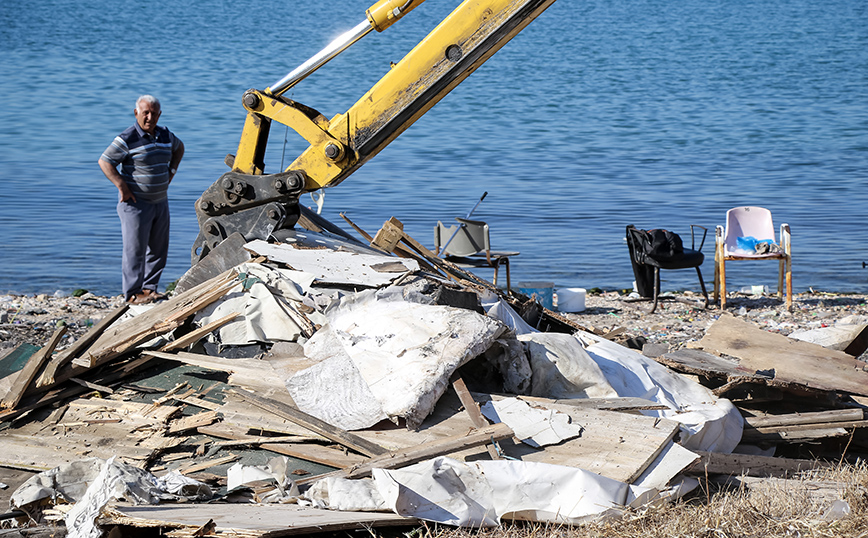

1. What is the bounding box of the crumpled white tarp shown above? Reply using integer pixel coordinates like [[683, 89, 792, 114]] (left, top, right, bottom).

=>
[[12, 459, 209, 515], [307, 457, 652, 527], [195, 262, 326, 345], [479, 290, 537, 335], [576, 333, 744, 453], [480, 397, 582, 448], [481, 295, 740, 451], [227, 457, 300, 502], [304, 477, 387, 512], [287, 288, 506, 430], [13, 457, 211, 538], [519, 332, 619, 399]]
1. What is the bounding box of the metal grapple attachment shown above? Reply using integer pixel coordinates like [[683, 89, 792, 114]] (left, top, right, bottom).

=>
[[191, 169, 305, 264]]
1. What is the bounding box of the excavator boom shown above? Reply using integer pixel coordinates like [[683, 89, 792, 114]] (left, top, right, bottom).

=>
[[192, 0, 557, 263]]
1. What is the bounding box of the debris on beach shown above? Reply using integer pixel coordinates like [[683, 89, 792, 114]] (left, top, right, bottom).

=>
[[1, 217, 867, 537]]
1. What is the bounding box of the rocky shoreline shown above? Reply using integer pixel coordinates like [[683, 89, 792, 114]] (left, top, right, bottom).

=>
[[2, 289, 867, 359]]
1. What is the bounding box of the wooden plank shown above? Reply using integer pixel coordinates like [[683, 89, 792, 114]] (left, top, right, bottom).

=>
[[103, 503, 414, 537], [452, 376, 501, 460], [178, 454, 240, 475], [296, 422, 514, 485], [744, 408, 865, 429], [656, 348, 746, 378], [168, 410, 220, 434], [143, 350, 294, 392], [689, 451, 833, 477], [742, 426, 850, 443], [159, 312, 240, 352], [68, 377, 115, 394], [199, 423, 366, 469], [216, 399, 328, 439], [69, 397, 181, 423], [229, 389, 388, 457], [694, 314, 868, 397], [176, 395, 221, 411], [1, 324, 68, 409], [513, 394, 669, 412], [37, 304, 129, 387], [743, 418, 868, 440]]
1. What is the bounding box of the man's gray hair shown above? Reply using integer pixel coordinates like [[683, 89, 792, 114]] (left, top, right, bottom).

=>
[[135, 94, 161, 112]]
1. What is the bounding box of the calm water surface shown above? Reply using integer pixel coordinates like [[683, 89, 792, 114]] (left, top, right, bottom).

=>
[[1, 0, 866, 297]]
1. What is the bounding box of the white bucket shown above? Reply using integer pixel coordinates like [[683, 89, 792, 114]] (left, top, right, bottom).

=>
[[556, 288, 586, 313]]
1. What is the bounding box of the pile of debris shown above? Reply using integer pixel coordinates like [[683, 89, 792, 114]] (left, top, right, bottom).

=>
[[1, 218, 866, 537]]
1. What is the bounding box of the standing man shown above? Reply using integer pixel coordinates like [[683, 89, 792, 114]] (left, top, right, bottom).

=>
[[99, 95, 184, 304]]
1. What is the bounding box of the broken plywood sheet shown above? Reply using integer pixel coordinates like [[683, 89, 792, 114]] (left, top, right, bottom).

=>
[[245, 239, 419, 287], [497, 400, 682, 483], [352, 391, 682, 484], [694, 314, 868, 397], [105, 503, 415, 537], [0, 397, 184, 469]]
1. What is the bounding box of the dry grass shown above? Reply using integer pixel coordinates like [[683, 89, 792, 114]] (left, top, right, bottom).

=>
[[379, 462, 868, 538]]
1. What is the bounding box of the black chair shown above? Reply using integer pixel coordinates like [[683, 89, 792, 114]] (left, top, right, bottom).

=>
[[625, 225, 710, 313]]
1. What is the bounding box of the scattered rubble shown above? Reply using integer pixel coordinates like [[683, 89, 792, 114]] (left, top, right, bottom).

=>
[[0, 219, 866, 537]]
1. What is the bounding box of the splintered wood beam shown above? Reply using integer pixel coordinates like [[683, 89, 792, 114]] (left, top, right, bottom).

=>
[[159, 312, 240, 352], [0, 355, 155, 423], [177, 454, 240, 475], [38, 304, 130, 387], [168, 410, 220, 434], [1, 324, 68, 410], [228, 389, 388, 458], [72, 270, 239, 370], [296, 422, 514, 485]]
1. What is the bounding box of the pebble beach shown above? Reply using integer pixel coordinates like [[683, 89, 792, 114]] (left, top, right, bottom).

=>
[[3, 289, 867, 360]]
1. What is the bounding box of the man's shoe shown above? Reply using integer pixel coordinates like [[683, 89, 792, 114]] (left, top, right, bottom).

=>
[[142, 289, 167, 301], [126, 292, 154, 305]]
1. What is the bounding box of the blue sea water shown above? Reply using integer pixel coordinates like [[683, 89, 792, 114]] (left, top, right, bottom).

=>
[[0, 0, 866, 297]]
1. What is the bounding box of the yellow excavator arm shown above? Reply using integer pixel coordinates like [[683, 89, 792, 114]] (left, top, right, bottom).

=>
[[192, 0, 558, 263]]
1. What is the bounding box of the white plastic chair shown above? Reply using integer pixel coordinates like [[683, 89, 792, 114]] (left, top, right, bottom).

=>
[[434, 218, 518, 291], [714, 206, 792, 310]]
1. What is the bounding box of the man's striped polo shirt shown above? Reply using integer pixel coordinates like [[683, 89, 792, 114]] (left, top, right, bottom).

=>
[[100, 123, 181, 203]]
